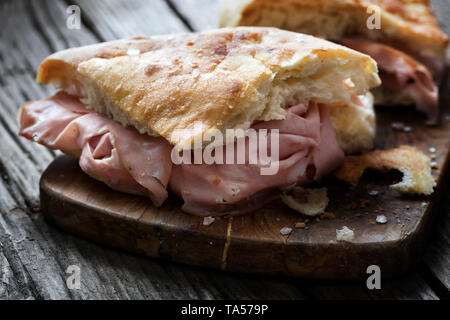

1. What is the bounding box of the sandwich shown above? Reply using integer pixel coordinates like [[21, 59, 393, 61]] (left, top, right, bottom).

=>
[[18, 27, 381, 216], [220, 0, 449, 124]]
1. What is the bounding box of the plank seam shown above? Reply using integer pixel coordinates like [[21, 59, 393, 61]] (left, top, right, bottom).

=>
[[418, 263, 450, 300], [165, 0, 194, 31]]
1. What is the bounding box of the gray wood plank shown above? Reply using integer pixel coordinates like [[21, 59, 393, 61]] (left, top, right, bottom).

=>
[[422, 176, 450, 293], [73, 0, 188, 40], [298, 274, 439, 300], [431, 0, 450, 56], [421, 0, 450, 291], [167, 0, 219, 30]]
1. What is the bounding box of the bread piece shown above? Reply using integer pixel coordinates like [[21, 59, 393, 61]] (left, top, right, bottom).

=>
[[220, 0, 448, 69], [334, 146, 436, 195], [37, 27, 380, 149], [280, 186, 329, 216], [330, 92, 375, 154]]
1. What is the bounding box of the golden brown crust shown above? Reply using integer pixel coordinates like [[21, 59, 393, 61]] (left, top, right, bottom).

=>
[[334, 145, 436, 195], [37, 27, 380, 147], [220, 0, 448, 62]]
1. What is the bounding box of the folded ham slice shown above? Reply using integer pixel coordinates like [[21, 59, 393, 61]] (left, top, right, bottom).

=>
[[341, 38, 439, 125], [170, 103, 344, 214], [19, 92, 172, 206], [19, 92, 344, 215]]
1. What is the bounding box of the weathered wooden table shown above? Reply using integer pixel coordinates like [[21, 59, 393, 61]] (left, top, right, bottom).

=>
[[0, 0, 449, 300]]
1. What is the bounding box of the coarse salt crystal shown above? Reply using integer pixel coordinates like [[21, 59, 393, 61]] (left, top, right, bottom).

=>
[[376, 215, 388, 224], [368, 190, 379, 196], [403, 126, 412, 133], [391, 122, 405, 131], [192, 68, 200, 78], [280, 227, 292, 235], [202, 216, 215, 226], [429, 147, 436, 153], [126, 48, 140, 56]]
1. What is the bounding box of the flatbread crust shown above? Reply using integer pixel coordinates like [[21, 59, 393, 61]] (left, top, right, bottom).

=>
[[37, 27, 380, 148], [220, 0, 448, 64]]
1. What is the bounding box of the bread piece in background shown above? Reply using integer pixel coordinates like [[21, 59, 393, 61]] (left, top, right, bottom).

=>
[[220, 0, 449, 124]]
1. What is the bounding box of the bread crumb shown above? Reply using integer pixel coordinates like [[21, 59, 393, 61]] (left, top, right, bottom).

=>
[[281, 187, 328, 216], [213, 176, 221, 185], [321, 212, 336, 220], [335, 146, 436, 195], [336, 226, 354, 241], [294, 222, 306, 229]]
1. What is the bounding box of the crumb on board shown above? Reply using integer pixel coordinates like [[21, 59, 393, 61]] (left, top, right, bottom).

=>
[[280, 186, 328, 216], [294, 222, 306, 229], [321, 212, 336, 220], [334, 146, 436, 195], [336, 226, 354, 241]]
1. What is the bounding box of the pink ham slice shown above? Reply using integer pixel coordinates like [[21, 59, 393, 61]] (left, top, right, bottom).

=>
[[341, 38, 439, 125], [19, 91, 172, 206], [19, 92, 344, 215], [169, 103, 344, 215]]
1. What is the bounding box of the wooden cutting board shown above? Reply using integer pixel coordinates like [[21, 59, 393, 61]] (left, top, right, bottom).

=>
[[39, 83, 450, 280]]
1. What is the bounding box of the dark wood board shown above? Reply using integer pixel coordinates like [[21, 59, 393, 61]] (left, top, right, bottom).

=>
[[39, 76, 450, 279]]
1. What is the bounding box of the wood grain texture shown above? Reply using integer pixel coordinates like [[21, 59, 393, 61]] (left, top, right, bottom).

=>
[[168, 0, 219, 30], [0, 0, 449, 299]]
